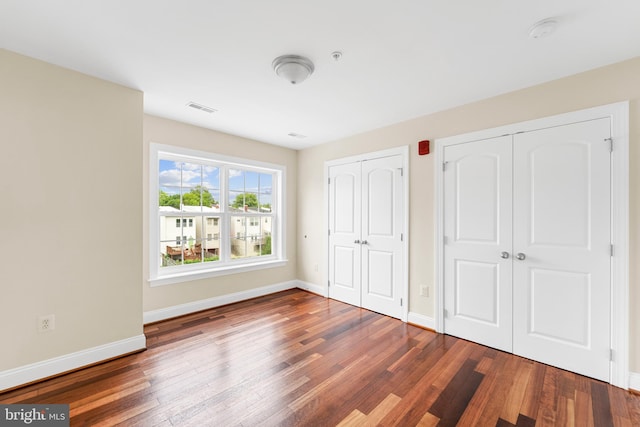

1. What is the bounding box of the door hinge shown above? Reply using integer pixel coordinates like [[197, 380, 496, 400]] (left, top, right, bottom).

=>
[[328, 280, 330, 288], [610, 244, 614, 257], [443, 236, 448, 245], [398, 167, 404, 177], [444, 309, 448, 318], [610, 348, 614, 361], [605, 137, 613, 152], [400, 298, 403, 307], [328, 229, 331, 236], [328, 177, 331, 185], [401, 233, 404, 242], [442, 161, 448, 172]]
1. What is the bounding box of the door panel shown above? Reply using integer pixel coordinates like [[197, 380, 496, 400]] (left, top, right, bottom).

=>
[[328, 162, 361, 307], [512, 118, 611, 382], [361, 155, 404, 319], [443, 135, 513, 352]]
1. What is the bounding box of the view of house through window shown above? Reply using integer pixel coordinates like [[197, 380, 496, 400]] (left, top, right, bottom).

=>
[[153, 147, 280, 279]]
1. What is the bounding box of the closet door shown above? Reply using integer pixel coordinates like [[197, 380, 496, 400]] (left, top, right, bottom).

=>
[[328, 162, 361, 307], [361, 155, 404, 319], [512, 118, 611, 382], [442, 136, 513, 352]]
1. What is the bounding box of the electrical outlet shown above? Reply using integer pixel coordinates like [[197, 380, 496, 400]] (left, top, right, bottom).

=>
[[38, 314, 55, 333], [314, 263, 318, 272], [420, 286, 430, 297]]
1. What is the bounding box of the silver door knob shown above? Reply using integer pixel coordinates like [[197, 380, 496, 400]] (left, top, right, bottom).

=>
[[500, 251, 510, 259], [354, 240, 360, 244], [361, 240, 368, 245], [516, 253, 526, 260]]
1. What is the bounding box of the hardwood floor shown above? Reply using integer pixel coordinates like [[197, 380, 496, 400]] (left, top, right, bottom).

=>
[[1, 289, 639, 426]]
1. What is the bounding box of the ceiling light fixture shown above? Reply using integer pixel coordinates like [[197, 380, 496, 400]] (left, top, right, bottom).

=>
[[272, 55, 315, 85], [528, 18, 558, 39]]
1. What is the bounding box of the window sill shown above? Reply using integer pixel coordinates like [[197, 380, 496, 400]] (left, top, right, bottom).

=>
[[148, 259, 288, 287]]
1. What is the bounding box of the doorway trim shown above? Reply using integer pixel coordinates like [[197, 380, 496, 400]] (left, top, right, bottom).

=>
[[434, 101, 629, 389], [324, 146, 410, 322]]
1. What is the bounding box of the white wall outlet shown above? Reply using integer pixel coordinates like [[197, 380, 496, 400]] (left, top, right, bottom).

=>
[[314, 263, 319, 272], [38, 314, 55, 333], [420, 285, 430, 297]]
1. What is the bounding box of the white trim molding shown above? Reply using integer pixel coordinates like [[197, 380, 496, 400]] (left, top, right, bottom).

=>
[[435, 101, 629, 389], [408, 312, 435, 330], [144, 281, 298, 324], [296, 280, 327, 297], [629, 372, 640, 393], [0, 335, 146, 392]]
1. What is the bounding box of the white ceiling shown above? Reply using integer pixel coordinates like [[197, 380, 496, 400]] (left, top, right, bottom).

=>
[[2, 1, 639, 149]]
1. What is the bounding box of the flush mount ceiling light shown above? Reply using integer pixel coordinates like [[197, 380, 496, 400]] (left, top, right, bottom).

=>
[[528, 18, 558, 39], [272, 55, 315, 84]]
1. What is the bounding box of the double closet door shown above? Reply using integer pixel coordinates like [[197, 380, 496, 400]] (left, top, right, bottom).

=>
[[443, 118, 612, 382], [328, 154, 404, 319]]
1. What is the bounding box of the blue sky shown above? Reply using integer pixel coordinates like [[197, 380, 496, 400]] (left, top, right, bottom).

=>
[[159, 160, 272, 205]]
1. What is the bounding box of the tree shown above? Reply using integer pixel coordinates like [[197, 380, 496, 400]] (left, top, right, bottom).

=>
[[159, 186, 216, 208], [261, 235, 271, 256], [232, 193, 259, 209]]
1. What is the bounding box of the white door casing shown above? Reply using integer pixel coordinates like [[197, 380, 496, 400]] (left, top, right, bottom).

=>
[[436, 102, 629, 389]]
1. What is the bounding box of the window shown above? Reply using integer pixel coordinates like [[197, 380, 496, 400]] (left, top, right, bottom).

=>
[[150, 143, 285, 285]]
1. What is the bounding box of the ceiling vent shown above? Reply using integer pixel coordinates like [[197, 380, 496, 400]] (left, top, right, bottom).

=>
[[186, 102, 217, 114]]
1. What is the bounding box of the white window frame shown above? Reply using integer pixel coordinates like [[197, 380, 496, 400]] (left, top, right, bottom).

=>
[[149, 143, 287, 286]]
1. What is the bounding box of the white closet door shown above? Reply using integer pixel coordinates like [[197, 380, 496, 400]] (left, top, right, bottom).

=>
[[512, 118, 611, 382], [361, 155, 404, 319], [443, 136, 513, 352], [328, 162, 361, 307]]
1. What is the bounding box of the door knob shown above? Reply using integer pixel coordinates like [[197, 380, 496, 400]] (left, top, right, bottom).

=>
[[354, 240, 360, 244], [516, 253, 526, 260], [500, 251, 510, 259], [361, 240, 368, 245]]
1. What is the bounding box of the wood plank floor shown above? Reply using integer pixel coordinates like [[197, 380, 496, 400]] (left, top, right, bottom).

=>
[[1, 289, 639, 426]]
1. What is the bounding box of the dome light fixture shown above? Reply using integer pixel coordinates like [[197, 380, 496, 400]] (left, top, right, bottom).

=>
[[528, 18, 558, 39], [272, 54, 315, 85]]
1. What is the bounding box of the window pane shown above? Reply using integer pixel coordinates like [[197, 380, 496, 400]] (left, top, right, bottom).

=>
[[180, 162, 202, 189], [161, 239, 185, 267], [229, 169, 244, 191], [230, 215, 247, 259], [229, 190, 245, 211]]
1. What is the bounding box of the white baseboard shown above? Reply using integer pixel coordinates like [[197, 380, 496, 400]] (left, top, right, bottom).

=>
[[0, 334, 146, 392], [407, 312, 435, 330], [143, 280, 299, 324], [629, 371, 640, 392], [296, 280, 327, 297]]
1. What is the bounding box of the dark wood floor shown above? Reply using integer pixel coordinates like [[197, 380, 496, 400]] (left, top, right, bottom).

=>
[[1, 289, 639, 426]]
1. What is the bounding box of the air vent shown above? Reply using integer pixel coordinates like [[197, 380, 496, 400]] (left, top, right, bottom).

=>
[[186, 102, 217, 114], [288, 132, 307, 139]]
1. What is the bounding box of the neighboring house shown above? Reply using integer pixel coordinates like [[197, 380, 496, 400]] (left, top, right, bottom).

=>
[[159, 205, 221, 260], [229, 205, 272, 258]]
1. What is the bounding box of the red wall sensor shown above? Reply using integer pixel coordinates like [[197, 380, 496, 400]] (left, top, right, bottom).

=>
[[418, 140, 430, 155]]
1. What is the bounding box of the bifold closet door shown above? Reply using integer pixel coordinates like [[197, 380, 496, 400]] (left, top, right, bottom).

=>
[[512, 118, 611, 382], [328, 155, 404, 319], [443, 118, 612, 382], [328, 161, 361, 308], [443, 135, 513, 352]]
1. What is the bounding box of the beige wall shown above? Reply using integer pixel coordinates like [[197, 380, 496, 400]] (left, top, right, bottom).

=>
[[297, 57, 640, 371], [143, 115, 298, 312], [0, 49, 143, 371]]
